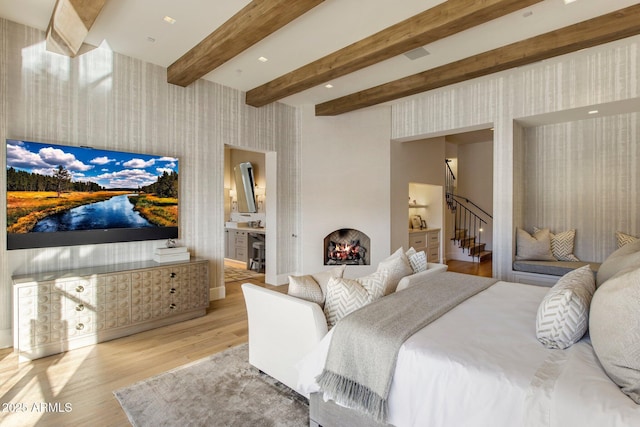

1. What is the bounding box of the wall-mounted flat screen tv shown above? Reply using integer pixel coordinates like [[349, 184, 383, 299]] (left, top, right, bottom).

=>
[[6, 139, 179, 250]]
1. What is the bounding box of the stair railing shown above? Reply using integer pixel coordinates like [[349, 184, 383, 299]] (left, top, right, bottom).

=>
[[445, 160, 492, 261]]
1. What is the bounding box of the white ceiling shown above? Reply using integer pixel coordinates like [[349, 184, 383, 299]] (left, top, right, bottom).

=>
[[0, 0, 638, 108]]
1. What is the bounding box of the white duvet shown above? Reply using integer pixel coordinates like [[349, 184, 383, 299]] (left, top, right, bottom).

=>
[[297, 281, 640, 427]]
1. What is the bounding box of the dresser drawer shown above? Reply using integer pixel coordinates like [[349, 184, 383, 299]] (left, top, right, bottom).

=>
[[409, 232, 426, 248], [427, 231, 440, 245]]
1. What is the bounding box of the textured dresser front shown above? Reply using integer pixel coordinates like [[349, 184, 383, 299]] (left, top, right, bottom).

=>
[[13, 259, 209, 361]]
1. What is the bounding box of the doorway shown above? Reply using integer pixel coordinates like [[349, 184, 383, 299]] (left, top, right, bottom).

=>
[[223, 146, 277, 285]]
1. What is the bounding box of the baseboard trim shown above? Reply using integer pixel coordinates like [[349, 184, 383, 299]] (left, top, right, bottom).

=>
[[210, 286, 225, 301], [0, 328, 12, 349]]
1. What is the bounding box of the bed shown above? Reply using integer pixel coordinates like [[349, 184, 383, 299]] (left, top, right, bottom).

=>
[[297, 273, 640, 427]]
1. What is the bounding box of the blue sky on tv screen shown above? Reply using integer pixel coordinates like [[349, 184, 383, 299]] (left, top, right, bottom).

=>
[[6, 140, 178, 190]]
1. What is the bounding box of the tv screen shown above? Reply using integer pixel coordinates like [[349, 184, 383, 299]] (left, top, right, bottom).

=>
[[6, 139, 179, 250]]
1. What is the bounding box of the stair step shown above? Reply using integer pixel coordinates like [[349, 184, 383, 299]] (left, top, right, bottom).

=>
[[477, 250, 492, 262], [468, 243, 486, 256], [452, 233, 467, 242], [459, 237, 475, 248]]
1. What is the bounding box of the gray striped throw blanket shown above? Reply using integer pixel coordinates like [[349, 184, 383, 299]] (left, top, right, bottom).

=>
[[316, 272, 498, 422]]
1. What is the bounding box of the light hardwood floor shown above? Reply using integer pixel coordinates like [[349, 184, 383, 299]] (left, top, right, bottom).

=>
[[0, 260, 489, 426]]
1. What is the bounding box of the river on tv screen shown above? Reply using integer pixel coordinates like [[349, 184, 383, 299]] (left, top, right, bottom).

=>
[[6, 139, 179, 235]]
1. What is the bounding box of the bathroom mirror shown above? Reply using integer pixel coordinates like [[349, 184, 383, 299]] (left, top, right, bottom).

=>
[[234, 162, 257, 213]]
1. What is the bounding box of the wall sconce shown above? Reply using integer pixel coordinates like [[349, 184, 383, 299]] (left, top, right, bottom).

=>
[[254, 186, 266, 212]]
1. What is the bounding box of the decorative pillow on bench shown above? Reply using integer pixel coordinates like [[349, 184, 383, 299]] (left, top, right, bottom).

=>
[[515, 228, 556, 261], [616, 231, 639, 249], [323, 271, 388, 328], [287, 265, 347, 307], [533, 227, 579, 261]]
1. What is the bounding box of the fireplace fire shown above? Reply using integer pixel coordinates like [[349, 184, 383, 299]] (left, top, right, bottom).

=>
[[324, 228, 370, 266]]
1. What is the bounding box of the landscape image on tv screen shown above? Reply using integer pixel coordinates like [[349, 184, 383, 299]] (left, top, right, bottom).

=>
[[6, 139, 179, 250]]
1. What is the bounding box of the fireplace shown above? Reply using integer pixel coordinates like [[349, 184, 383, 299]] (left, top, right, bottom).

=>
[[324, 228, 370, 266]]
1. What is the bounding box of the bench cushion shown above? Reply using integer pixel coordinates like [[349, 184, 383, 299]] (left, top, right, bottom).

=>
[[513, 260, 600, 277]]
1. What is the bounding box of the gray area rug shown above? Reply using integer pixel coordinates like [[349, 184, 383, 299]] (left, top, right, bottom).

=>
[[114, 344, 308, 426]]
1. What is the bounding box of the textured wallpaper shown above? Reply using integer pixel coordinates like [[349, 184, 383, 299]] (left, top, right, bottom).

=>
[[524, 114, 639, 261], [0, 19, 300, 344]]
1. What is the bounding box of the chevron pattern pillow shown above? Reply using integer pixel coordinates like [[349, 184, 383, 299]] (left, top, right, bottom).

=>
[[616, 231, 639, 249], [535, 265, 595, 349], [408, 250, 427, 273], [533, 227, 579, 261], [323, 271, 388, 329]]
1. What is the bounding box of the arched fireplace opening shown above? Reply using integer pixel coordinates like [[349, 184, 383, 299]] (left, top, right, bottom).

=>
[[323, 228, 370, 266]]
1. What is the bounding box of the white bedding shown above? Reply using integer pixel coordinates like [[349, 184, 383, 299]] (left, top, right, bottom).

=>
[[297, 281, 640, 427]]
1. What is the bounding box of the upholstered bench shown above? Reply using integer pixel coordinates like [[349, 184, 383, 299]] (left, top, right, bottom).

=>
[[512, 260, 601, 287]]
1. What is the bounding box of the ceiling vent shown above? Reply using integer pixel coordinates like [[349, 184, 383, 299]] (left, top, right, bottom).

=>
[[404, 47, 430, 60]]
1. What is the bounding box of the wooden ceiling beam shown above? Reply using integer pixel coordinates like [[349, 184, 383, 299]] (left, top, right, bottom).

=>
[[315, 4, 640, 116], [245, 0, 543, 108], [46, 0, 107, 57], [167, 0, 324, 88]]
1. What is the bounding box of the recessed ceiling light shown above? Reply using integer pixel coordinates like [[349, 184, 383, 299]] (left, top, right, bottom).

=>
[[163, 16, 176, 24], [588, 110, 599, 115], [325, 84, 333, 89], [258, 56, 268, 63], [564, 0, 578, 4]]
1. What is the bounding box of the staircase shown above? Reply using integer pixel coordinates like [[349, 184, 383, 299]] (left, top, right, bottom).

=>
[[445, 160, 492, 263]]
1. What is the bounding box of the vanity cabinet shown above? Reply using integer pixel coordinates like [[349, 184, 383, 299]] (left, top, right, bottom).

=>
[[226, 229, 249, 262], [13, 259, 209, 361]]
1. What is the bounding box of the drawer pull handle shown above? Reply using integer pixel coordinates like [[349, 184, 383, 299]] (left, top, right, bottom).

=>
[[170, 272, 176, 278], [76, 285, 85, 293], [169, 303, 177, 310], [170, 288, 176, 294], [76, 323, 84, 331], [75, 304, 84, 312]]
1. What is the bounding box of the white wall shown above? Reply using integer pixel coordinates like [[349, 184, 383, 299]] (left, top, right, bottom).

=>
[[300, 105, 391, 278], [390, 137, 446, 251], [392, 35, 640, 280], [0, 19, 300, 347]]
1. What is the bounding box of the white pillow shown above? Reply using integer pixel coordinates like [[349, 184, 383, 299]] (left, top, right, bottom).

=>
[[312, 265, 347, 297], [535, 265, 595, 349], [377, 250, 413, 295], [323, 271, 388, 329], [590, 265, 640, 404], [408, 250, 427, 273]]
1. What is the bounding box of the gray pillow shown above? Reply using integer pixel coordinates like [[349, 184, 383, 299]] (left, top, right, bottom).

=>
[[589, 265, 640, 404], [596, 240, 640, 287], [515, 228, 556, 261]]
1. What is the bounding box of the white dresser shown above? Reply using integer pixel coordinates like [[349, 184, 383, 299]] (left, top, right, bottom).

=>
[[409, 228, 441, 263], [12, 259, 209, 361]]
